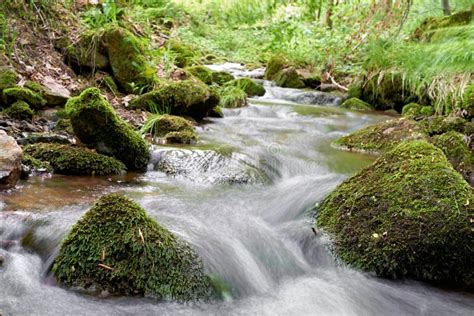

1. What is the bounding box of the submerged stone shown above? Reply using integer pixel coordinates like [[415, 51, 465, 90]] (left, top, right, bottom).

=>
[[340, 98, 373, 111], [317, 140, 473, 288], [66, 88, 150, 171], [25, 143, 126, 176], [333, 118, 427, 154], [53, 193, 213, 300]]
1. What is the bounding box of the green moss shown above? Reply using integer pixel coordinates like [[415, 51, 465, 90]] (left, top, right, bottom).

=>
[[211, 71, 234, 86], [186, 66, 213, 85], [149, 114, 197, 144], [25, 143, 126, 176], [0, 67, 17, 97], [2, 87, 46, 109], [168, 40, 197, 68], [54, 118, 74, 134], [53, 193, 213, 300], [103, 27, 157, 94], [130, 80, 218, 120], [361, 72, 416, 111], [412, 10, 473, 41], [461, 84, 474, 118], [317, 140, 473, 288], [340, 98, 373, 111], [208, 106, 224, 118], [274, 67, 305, 89], [402, 103, 422, 118], [431, 131, 473, 184], [219, 86, 247, 108], [24, 81, 69, 106], [420, 116, 467, 136], [293, 104, 344, 117], [264, 55, 289, 80], [3, 101, 34, 120], [347, 83, 362, 99], [302, 74, 321, 89], [226, 78, 265, 97], [66, 88, 150, 171], [22, 153, 53, 173], [333, 118, 427, 154], [420, 106, 434, 116]]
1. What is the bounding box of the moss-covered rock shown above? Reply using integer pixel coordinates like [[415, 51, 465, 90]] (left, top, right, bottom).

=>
[[130, 80, 218, 120], [274, 67, 305, 89], [431, 131, 473, 185], [208, 106, 224, 118], [2, 87, 46, 109], [317, 140, 473, 288], [340, 98, 373, 111], [420, 116, 467, 136], [264, 55, 289, 80], [186, 66, 213, 85], [25, 143, 126, 176], [420, 105, 434, 116], [53, 193, 213, 300], [152, 114, 197, 144], [412, 10, 473, 41], [302, 74, 322, 89], [347, 83, 363, 99], [211, 71, 234, 86], [24, 81, 70, 106], [461, 84, 474, 119], [333, 118, 427, 154], [54, 118, 74, 134], [168, 40, 197, 68], [22, 153, 53, 173], [402, 102, 422, 118], [103, 27, 157, 94], [66, 88, 150, 171], [3, 101, 34, 120], [219, 86, 247, 108], [226, 78, 265, 97], [0, 67, 17, 100], [361, 72, 416, 111]]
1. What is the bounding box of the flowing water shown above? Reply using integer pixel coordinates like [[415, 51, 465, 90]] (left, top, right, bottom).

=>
[[1, 71, 473, 315]]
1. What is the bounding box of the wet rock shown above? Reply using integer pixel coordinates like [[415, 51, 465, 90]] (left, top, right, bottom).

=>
[[16, 132, 74, 146], [53, 193, 213, 300], [286, 91, 342, 106], [66, 88, 150, 171], [319, 83, 341, 92], [333, 118, 427, 154], [152, 148, 265, 185], [225, 78, 265, 97], [274, 67, 305, 89], [339, 97, 373, 111], [148, 114, 197, 145], [0, 130, 23, 190], [317, 140, 474, 289]]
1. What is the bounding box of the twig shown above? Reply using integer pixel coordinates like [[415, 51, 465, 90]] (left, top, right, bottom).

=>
[[97, 263, 113, 271], [328, 73, 348, 92]]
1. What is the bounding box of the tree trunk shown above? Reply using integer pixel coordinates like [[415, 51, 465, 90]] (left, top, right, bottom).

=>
[[442, 0, 451, 16]]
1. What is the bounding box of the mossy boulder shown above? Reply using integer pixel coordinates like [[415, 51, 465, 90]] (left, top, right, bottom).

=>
[[24, 81, 70, 106], [152, 114, 197, 144], [211, 71, 234, 86], [340, 98, 373, 111], [264, 55, 289, 80], [186, 66, 213, 85], [402, 102, 422, 118], [412, 10, 473, 41], [3, 101, 34, 120], [103, 27, 157, 94], [274, 67, 305, 89], [22, 153, 53, 173], [219, 86, 247, 108], [25, 143, 126, 176], [361, 72, 416, 111], [420, 116, 467, 136], [317, 140, 473, 288], [333, 118, 427, 154], [461, 84, 474, 119], [54, 118, 74, 135], [52, 193, 213, 300], [168, 40, 197, 68], [66, 88, 150, 171], [130, 80, 218, 120], [0, 67, 17, 101], [431, 131, 474, 185], [2, 87, 46, 109], [226, 78, 265, 97]]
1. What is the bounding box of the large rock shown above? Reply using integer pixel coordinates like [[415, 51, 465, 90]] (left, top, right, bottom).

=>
[[103, 27, 157, 94], [274, 67, 305, 89], [53, 193, 213, 300], [225, 78, 265, 97], [147, 114, 197, 144], [333, 118, 427, 154], [66, 88, 150, 171], [0, 130, 22, 190], [130, 80, 219, 120], [25, 77, 71, 106], [317, 140, 473, 289]]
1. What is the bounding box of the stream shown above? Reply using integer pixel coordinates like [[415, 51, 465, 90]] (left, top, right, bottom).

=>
[[1, 66, 473, 315]]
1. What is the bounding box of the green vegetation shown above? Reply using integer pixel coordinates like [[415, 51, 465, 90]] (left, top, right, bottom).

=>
[[340, 98, 373, 111], [0, 67, 17, 98], [2, 100, 34, 120], [141, 114, 197, 144], [186, 66, 213, 85], [333, 118, 427, 154], [219, 86, 248, 108], [2, 87, 46, 109], [226, 78, 265, 97], [25, 143, 126, 176], [66, 88, 150, 171], [53, 193, 213, 300], [317, 140, 473, 288], [211, 71, 234, 85], [22, 153, 53, 173]]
